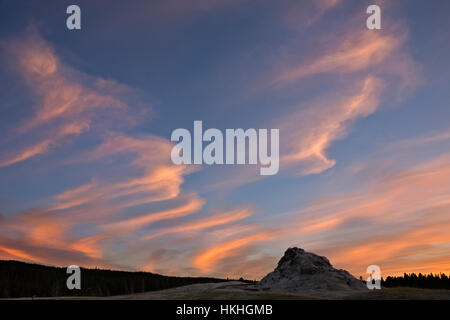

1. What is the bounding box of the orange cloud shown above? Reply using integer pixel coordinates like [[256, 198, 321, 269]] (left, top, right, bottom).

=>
[[46, 133, 196, 231], [194, 231, 276, 272], [274, 152, 450, 277], [0, 29, 145, 167], [328, 213, 450, 277], [0, 124, 201, 271], [0, 246, 39, 262], [103, 197, 205, 235], [0, 197, 205, 270], [69, 234, 109, 260], [261, 21, 419, 176], [0, 208, 103, 263], [0, 121, 90, 167], [141, 207, 253, 240], [272, 32, 399, 85], [9, 31, 126, 131], [278, 76, 383, 175]]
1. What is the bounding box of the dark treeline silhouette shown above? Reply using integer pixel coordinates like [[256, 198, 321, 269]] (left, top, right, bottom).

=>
[[381, 273, 450, 290], [0, 260, 230, 298]]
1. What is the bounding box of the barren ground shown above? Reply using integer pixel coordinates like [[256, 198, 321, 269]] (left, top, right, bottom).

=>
[[5, 281, 450, 300]]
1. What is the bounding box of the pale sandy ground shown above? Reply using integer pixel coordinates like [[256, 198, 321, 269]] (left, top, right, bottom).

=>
[[3, 282, 315, 300], [4, 281, 450, 300], [96, 281, 313, 300]]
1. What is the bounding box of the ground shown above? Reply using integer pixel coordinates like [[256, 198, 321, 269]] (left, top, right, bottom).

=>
[[5, 281, 450, 300]]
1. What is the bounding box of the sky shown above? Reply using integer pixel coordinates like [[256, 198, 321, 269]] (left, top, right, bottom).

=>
[[0, 0, 449, 280]]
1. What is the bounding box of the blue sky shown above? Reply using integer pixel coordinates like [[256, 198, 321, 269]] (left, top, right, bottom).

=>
[[0, 0, 450, 279]]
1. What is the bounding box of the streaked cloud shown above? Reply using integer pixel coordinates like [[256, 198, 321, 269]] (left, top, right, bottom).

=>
[[0, 121, 90, 167], [0, 28, 148, 167], [103, 197, 205, 235], [0, 29, 202, 270], [282, 0, 341, 28], [2, 0, 448, 282], [194, 230, 276, 272], [275, 150, 450, 276], [272, 31, 399, 85], [262, 21, 420, 176], [141, 206, 253, 240], [279, 76, 383, 175], [51, 132, 194, 211]]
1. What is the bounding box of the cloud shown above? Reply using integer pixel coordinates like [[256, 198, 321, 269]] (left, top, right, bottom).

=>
[[0, 29, 202, 270], [0, 246, 39, 262], [194, 230, 276, 272], [141, 206, 253, 240], [279, 76, 383, 175], [0, 28, 148, 167], [386, 130, 450, 151], [322, 208, 450, 276], [0, 113, 266, 275], [272, 31, 399, 85], [260, 22, 420, 176], [0, 121, 90, 167], [202, 137, 450, 279], [103, 197, 205, 235], [271, 152, 450, 276], [282, 0, 341, 28], [51, 133, 194, 211], [0, 3, 438, 281]]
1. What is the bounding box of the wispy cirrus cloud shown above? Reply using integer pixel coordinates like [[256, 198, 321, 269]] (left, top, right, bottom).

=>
[[51, 132, 194, 211], [0, 29, 204, 270], [263, 23, 420, 175], [0, 121, 90, 167], [282, 0, 341, 28], [0, 28, 148, 167], [141, 206, 253, 240], [193, 230, 277, 273], [103, 197, 205, 235], [279, 76, 383, 175], [271, 149, 450, 276], [2, 1, 445, 282], [184, 130, 450, 279], [271, 32, 399, 85], [199, 150, 450, 279]]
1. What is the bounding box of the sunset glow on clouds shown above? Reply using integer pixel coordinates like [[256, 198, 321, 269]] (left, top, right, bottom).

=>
[[0, 0, 450, 280]]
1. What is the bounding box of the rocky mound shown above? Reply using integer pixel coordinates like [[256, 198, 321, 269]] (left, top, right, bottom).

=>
[[256, 247, 367, 298]]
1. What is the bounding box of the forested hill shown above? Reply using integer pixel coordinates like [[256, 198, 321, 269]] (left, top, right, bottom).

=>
[[0, 260, 226, 298]]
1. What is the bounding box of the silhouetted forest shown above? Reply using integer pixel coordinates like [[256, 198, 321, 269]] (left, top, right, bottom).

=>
[[382, 273, 450, 289], [0, 260, 228, 298]]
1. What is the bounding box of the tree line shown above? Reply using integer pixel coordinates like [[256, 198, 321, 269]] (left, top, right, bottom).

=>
[[381, 272, 450, 290], [0, 260, 227, 298]]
